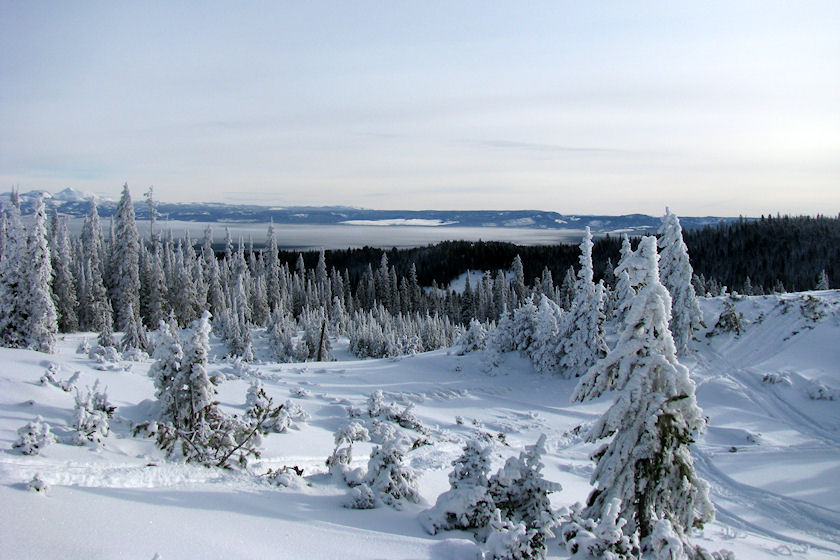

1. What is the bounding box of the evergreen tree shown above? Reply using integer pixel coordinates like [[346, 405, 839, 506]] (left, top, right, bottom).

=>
[[559, 266, 576, 311], [151, 320, 184, 426], [816, 269, 830, 290], [110, 183, 141, 331], [419, 439, 495, 535], [531, 297, 563, 374], [512, 255, 527, 304], [573, 236, 713, 550], [608, 235, 635, 327], [487, 435, 560, 556], [362, 439, 421, 508], [79, 200, 110, 331], [559, 228, 607, 378], [0, 189, 30, 348], [25, 196, 59, 353], [658, 209, 703, 355], [51, 214, 79, 333]]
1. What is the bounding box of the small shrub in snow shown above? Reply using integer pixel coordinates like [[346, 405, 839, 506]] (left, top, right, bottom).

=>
[[806, 381, 840, 401], [487, 435, 560, 555], [650, 518, 685, 560], [484, 509, 541, 560], [89, 344, 126, 370], [419, 439, 495, 536], [800, 295, 827, 322], [648, 519, 735, 560], [343, 483, 377, 509], [72, 380, 116, 445], [761, 372, 791, 386], [12, 416, 56, 455], [264, 465, 306, 488], [271, 400, 311, 433], [326, 422, 370, 477], [707, 301, 743, 337], [76, 338, 91, 354], [362, 440, 421, 509], [39, 365, 80, 392], [366, 390, 427, 434], [559, 499, 638, 559], [291, 386, 311, 398], [39, 363, 59, 385], [368, 419, 399, 444], [27, 473, 48, 494]]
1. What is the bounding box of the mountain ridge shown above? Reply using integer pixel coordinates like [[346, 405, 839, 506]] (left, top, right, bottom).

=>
[[0, 189, 735, 234]]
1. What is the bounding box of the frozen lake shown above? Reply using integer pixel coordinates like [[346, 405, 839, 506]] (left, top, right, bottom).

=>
[[68, 220, 588, 250]]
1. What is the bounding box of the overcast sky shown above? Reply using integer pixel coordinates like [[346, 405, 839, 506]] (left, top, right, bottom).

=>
[[1, 2, 838, 215]]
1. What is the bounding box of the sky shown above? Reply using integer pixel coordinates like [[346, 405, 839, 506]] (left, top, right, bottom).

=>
[[1, 2, 838, 216]]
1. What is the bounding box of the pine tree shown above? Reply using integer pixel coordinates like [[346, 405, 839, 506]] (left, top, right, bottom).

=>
[[419, 439, 495, 535], [0, 189, 30, 348], [573, 236, 713, 550], [512, 255, 527, 304], [150, 320, 184, 425], [487, 435, 561, 556], [362, 439, 421, 508], [559, 228, 607, 378], [531, 297, 563, 374], [22, 197, 58, 353], [79, 200, 110, 331], [658, 209, 703, 355], [51, 214, 79, 333], [816, 269, 830, 290], [110, 183, 141, 331]]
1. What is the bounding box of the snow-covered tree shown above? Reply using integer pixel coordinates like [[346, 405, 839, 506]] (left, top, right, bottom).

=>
[[512, 298, 538, 357], [109, 183, 141, 331], [12, 416, 56, 455], [51, 214, 79, 333], [72, 380, 116, 445], [816, 269, 830, 290], [457, 318, 489, 354], [511, 255, 527, 304], [572, 236, 713, 550], [609, 236, 635, 327], [487, 435, 560, 556], [150, 320, 184, 425], [419, 439, 495, 535], [362, 439, 421, 508], [0, 189, 29, 348], [79, 200, 110, 331], [484, 509, 542, 560], [530, 297, 563, 374], [25, 196, 58, 353], [560, 499, 638, 560], [559, 227, 607, 378], [658, 209, 703, 355]]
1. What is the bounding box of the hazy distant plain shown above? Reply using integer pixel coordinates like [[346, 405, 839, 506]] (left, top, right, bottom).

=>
[[68, 220, 587, 250]]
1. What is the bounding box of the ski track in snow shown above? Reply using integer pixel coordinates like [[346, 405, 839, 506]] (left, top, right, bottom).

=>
[[694, 450, 840, 553]]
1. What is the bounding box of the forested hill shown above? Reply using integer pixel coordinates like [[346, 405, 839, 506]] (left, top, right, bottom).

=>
[[284, 214, 839, 294]]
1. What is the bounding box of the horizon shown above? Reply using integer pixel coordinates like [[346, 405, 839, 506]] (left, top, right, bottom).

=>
[[1, 3, 838, 216]]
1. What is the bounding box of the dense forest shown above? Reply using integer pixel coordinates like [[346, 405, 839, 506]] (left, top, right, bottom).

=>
[[278, 214, 838, 295]]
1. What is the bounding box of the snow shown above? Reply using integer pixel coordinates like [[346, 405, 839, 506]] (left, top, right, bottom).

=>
[[1, 291, 840, 558]]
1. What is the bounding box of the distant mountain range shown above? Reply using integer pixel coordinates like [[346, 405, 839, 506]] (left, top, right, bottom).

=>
[[0, 188, 735, 234]]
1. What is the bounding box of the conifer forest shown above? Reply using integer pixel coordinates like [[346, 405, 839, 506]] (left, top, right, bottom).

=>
[[2, 185, 839, 559]]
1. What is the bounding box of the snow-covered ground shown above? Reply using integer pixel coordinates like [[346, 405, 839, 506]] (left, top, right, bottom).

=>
[[1, 292, 839, 559]]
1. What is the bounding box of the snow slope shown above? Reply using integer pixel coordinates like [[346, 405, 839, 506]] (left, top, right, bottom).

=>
[[1, 291, 839, 559]]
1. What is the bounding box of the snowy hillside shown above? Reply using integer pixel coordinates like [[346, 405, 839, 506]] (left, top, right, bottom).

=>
[[1, 291, 838, 559]]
